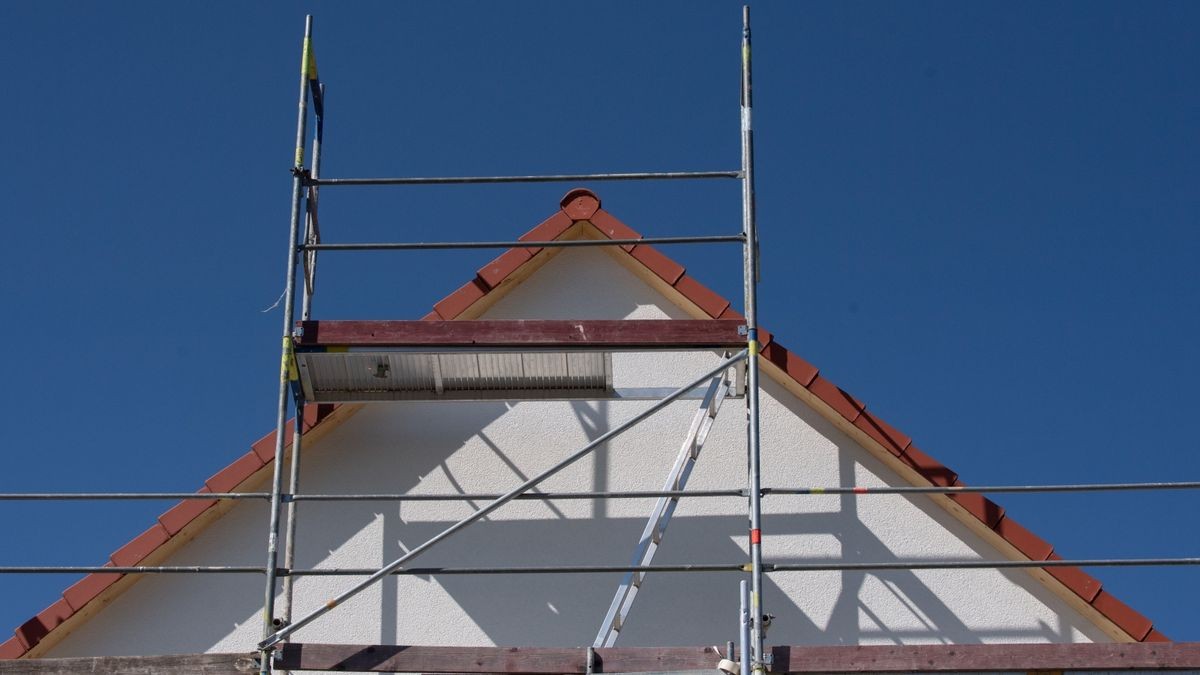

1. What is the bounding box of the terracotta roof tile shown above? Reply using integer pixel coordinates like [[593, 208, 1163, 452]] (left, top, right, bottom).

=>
[[13, 599, 72, 651], [251, 403, 336, 464], [204, 451, 266, 494], [518, 211, 573, 256], [993, 515, 1054, 561], [588, 208, 641, 251], [157, 488, 217, 536], [0, 637, 23, 660], [477, 247, 533, 290], [251, 425, 283, 464], [674, 274, 730, 318], [560, 188, 601, 220], [897, 445, 958, 487], [110, 524, 170, 567], [717, 306, 745, 321], [433, 279, 489, 320], [947, 491, 1005, 528], [1144, 628, 1171, 642], [630, 244, 686, 285], [1045, 552, 1103, 603], [761, 340, 819, 387], [853, 409, 912, 457], [62, 564, 121, 611], [807, 375, 864, 423], [1093, 590, 1154, 640]]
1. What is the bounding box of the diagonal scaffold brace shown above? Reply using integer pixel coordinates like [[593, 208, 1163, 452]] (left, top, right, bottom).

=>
[[258, 350, 748, 651]]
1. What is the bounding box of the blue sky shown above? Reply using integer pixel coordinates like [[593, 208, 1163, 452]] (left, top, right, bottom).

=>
[[2, 1, 1197, 642]]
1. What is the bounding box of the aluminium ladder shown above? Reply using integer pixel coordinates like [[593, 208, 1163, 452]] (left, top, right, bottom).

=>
[[594, 368, 732, 647]]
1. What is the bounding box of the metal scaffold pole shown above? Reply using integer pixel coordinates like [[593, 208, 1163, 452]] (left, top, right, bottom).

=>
[[261, 14, 314, 675], [280, 80, 325, 638], [739, 6, 766, 673]]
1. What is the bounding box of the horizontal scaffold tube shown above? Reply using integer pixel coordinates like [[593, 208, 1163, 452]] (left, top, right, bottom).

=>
[[310, 170, 741, 186], [3, 558, 1199, 575], [3, 480, 1198, 501], [301, 234, 744, 252]]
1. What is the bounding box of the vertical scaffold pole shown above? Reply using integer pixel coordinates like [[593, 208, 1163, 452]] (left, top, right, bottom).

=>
[[739, 579, 752, 675], [739, 5, 766, 673], [280, 81, 324, 637], [261, 15, 313, 675]]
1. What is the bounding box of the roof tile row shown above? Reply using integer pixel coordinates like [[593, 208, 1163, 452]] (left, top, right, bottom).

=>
[[1, 189, 1164, 658], [2, 403, 339, 658], [428, 187, 1163, 644]]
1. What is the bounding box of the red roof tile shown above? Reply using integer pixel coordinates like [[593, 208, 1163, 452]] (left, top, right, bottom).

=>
[[1045, 552, 1104, 603], [1093, 590, 1155, 641], [947, 491, 1006, 529], [477, 247, 533, 289], [62, 564, 121, 612], [110, 524, 170, 567], [674, 274, 730, 318], [14, 599, 71, 651], [204, 451, 266, 494], [157, 488, 217, 536], [433, 279, 489, 320], [2, 189, 1163, 659], [0, 638, 23, 660], [1145, 628, 1171, 642], [630, 244, 686, 285], [761, 340, 819, 387], [808, 375, 864, 423], [993, 515, 1054, 561], [853, 409, 912, 457], [518, 212, 574, 256], [588, 208, 641, 251], [717, 306, 745, 321], [897, 445, 958, 487]]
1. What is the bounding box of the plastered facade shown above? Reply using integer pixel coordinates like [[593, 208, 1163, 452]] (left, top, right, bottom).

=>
[[46, 247, 1111, 657]]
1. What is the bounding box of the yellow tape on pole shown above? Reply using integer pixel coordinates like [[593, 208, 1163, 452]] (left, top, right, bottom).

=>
[[281, 336, 299, 382]]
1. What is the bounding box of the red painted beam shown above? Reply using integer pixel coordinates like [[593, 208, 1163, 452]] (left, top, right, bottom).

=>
[[295, 320, 747, 349]]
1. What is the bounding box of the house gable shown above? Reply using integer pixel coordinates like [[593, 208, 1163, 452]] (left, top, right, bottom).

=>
[[3, 189, 1164, 659]]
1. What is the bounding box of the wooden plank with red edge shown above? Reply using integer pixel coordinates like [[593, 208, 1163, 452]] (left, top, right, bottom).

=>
[[295, 320, 748, 349], [767, 642, 1198, 672], [271, 642, 1200, 673], [276, 645, 724, 673]]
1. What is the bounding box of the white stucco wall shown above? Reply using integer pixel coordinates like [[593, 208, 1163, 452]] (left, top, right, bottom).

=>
[[46, 247, 1111, 657]]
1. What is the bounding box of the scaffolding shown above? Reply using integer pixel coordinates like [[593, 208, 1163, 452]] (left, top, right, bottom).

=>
[[4, 7, 1200, 674], [251, 10, 768, 672]]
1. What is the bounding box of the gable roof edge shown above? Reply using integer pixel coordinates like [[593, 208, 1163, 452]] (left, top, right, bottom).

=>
[[1, 188, 1168, 659]]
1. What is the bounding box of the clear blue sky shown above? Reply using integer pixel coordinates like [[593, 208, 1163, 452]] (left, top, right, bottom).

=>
[[2, 1, 1197, 642]]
